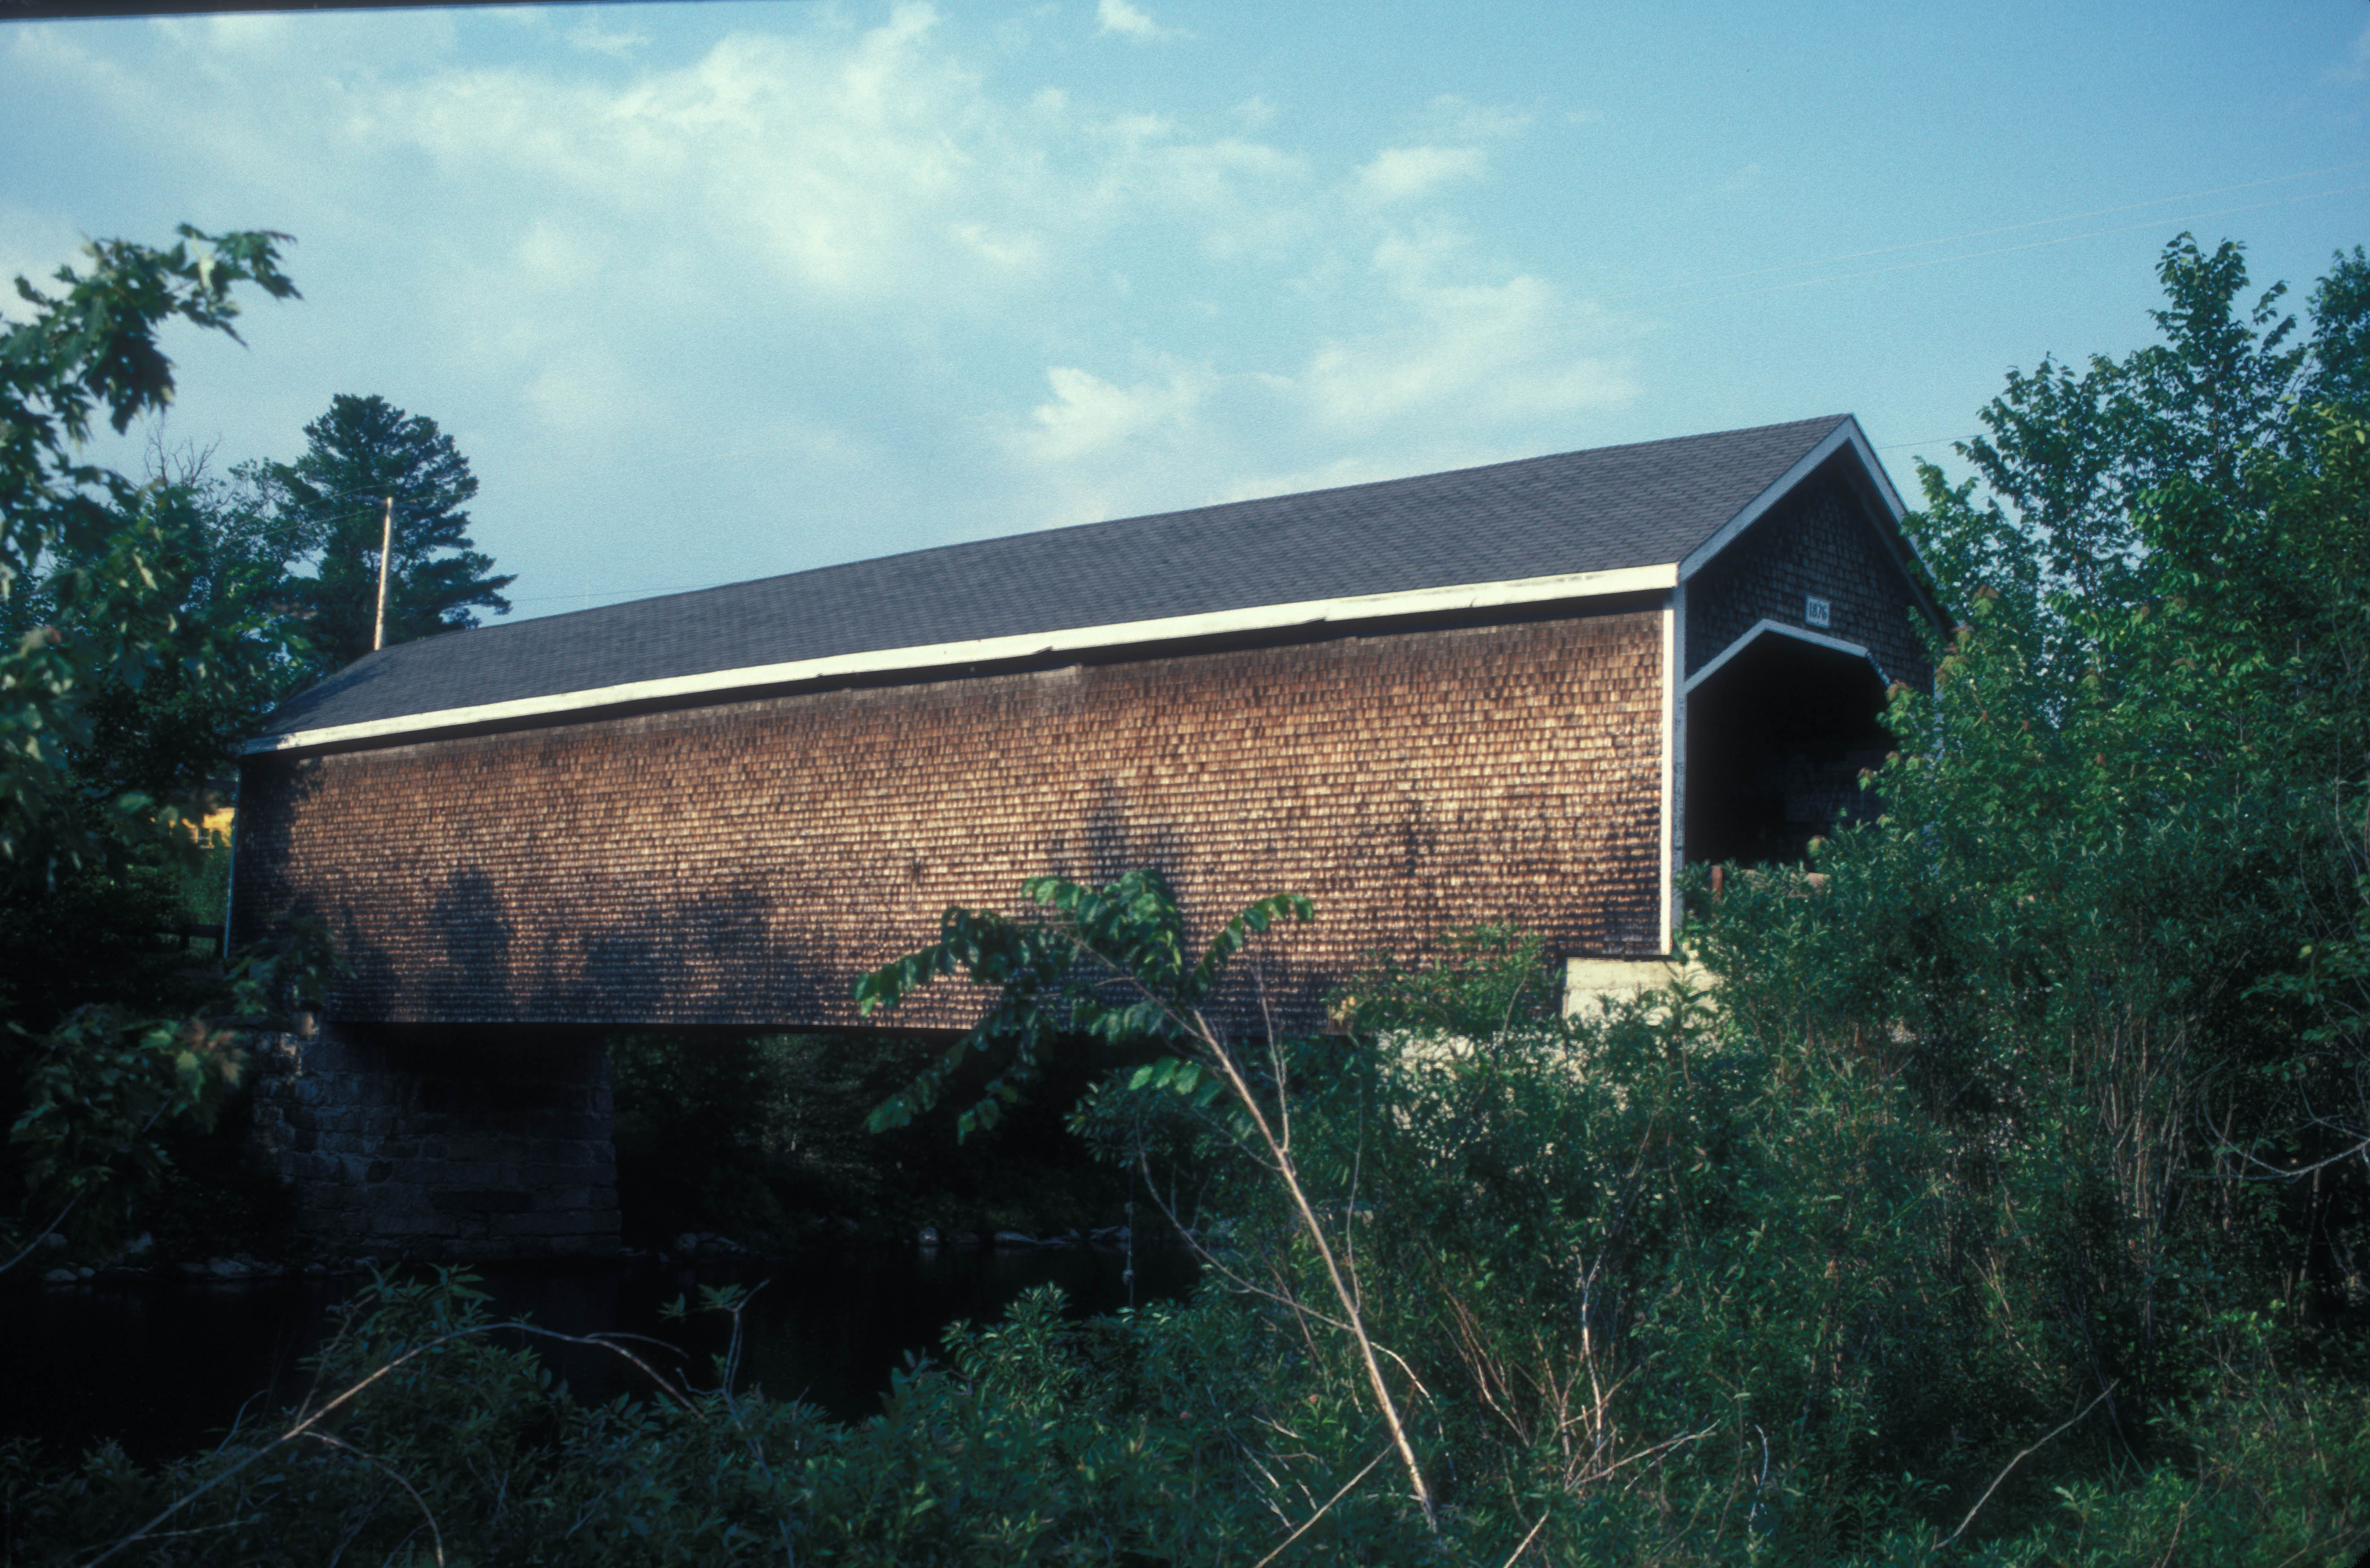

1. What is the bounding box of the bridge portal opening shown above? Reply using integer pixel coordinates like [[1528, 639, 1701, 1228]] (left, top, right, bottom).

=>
[[1686, 632, 1892, 868]]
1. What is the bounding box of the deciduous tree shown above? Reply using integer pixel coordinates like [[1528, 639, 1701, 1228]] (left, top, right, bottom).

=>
[[0, 226, 331, 1269]]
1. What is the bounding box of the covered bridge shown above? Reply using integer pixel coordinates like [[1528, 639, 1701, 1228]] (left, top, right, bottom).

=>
[[233, 412, 1940, 1257]]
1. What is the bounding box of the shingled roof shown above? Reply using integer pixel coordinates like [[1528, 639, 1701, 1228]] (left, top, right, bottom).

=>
[[252, 413, 1891, 751]]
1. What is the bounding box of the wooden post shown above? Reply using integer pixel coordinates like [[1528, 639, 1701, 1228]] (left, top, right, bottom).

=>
[[372, 495, 394, 652]]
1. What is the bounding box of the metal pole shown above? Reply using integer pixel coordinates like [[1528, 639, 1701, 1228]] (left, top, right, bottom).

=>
[[372, 495, 393, 652]]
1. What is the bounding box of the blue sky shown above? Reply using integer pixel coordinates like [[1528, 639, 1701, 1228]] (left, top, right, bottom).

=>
[[4, 0, 2366, 620]]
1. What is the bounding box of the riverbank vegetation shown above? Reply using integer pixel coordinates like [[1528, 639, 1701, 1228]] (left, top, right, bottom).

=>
[[0, 229, 518, 1275], [608, 1031, 1135, 1249], [5, 231, 2368, 1561]]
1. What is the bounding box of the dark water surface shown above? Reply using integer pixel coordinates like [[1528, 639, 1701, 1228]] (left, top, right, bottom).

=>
[[3, 1246, 1197, 1465]]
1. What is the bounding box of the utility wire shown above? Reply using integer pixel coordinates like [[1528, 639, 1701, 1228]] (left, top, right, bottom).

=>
[[1687, 182, 2370, 307], [1605, 159, 2370, 302]]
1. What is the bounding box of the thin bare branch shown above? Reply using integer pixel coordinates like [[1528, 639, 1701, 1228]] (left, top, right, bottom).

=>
[[1247, 1446, 1391, 1568], [303, 1432, 446, 1568], [1499, 1510, 1552, 1567], [80, 1317, 701, 1568], [1939, 1385, 2115, 1549], [0, 1193, 84, 1278]]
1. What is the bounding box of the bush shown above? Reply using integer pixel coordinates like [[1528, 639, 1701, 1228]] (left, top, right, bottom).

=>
[[608, 1032, 1134, 1247]]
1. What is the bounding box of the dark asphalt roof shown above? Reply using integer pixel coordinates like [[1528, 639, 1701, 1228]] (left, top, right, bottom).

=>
[[259, 414, 1853, 740]]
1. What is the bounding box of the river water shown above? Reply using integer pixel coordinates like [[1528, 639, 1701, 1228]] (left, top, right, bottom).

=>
[[4, 1244, 1198, 1465]]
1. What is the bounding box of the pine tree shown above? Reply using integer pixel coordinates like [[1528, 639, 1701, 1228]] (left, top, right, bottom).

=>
[[271, 394, 513, 669]]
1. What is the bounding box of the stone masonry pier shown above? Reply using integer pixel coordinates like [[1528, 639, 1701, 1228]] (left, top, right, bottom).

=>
[[249, 1026, 619, 1260]]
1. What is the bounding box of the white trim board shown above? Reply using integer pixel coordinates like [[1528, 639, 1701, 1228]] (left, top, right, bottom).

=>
[[245, 562, 1680, 757], [1681, 420, 1875, 581], [1666, 580, 1687, 949], [1675, 418, 1939, 630], [1656, 595, 1677, 955], [1683, 618, 1888, 695]]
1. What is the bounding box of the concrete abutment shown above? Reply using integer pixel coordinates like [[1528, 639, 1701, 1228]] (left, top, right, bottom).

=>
[[249, 1024, 620, 1261]]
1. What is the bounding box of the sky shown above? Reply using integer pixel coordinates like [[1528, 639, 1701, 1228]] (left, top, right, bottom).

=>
[[3, 0, 2366, 621]]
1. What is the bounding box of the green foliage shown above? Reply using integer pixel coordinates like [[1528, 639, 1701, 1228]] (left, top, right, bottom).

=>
[[608, 1031, 1132, 1244], [7, 452, 317, 812], [1, 226, 297, 882], [0, 1267, 1431, 1567], [1, 918, 339, 1255], [11, 229, 2370, 1563], [860, 868, 1447, 1527], [13, 974, 2366, 1563], [1329, 922, 1564, 1038], [0, 449, 318, 1050], [0, 225, 337, 1267], [1914, 233, 2369, 700], [263, 393, 513, 671], [859, 867, 1312, 1140]]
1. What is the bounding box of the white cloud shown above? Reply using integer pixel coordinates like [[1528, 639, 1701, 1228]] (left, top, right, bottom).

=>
[[995, 218, 1638, 529], [1413, 94, 1531, 142], [1096, 0, 1174, 42], [1010, 361, 1217, 466], [1355, 144, 1486, 205], [567, 24, 649, 57], [1346, 96, 1528, 211], [367, 9, 1070, 309], [1, 3, 1646, 603], [1297, 230, 1636, 432], [2332, 19, 2370, 84]]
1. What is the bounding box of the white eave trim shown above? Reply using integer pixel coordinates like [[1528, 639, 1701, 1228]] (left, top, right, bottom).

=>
[[244, 561, 1681, 757], [1676, 415, 1943, 635], [1683, 617, 1889, 694], [1680, 419, 1887, 582]]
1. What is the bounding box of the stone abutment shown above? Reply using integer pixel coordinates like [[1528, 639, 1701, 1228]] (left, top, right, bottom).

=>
[[249, 1025, 619, 1261]]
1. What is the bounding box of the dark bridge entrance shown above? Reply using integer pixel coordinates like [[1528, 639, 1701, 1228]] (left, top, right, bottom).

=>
[[1686, 630, 1894, 868]]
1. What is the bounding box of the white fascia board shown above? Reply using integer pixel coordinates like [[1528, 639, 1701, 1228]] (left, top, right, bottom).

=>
[[1841, 417, 1908, 523], [1677, 415, 1944, 631], [1844, 422, 1949, 628], [244, 562, 1680, 757], [1678, 419, 1864, 581], [1657, 594, 1677, 955], [1683, 617, 1886, 694]]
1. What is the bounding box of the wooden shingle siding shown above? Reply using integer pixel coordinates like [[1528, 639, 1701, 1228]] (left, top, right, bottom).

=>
[[234, 608, 1666, 1035], [1685, 461, 1934, 688]]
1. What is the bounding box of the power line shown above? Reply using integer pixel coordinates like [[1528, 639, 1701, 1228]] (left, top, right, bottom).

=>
[[509, 579, 740, 606], [1605, 159, 2370, 303], [1687, 183, 2370, 308]]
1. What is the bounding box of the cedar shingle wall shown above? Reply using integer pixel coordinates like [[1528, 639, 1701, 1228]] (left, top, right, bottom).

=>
[[1685, 462, 1934, 687], [233, 610, 1667, 1034]]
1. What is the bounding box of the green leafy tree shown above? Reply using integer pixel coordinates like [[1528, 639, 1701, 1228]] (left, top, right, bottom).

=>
[[858, 868, 1440, 1530], [1666, 238, 2370, 1461], [267, 393, 512, 670], [1, 228, 297, 883], [0, 226, 334, 1270], [2307, 244, 2370, 415], [1905, 234, 2370, 1114], [1915, 234, 2370, 699], [0, 449, 317, 1043], [835, 237, 2370, 1557]]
